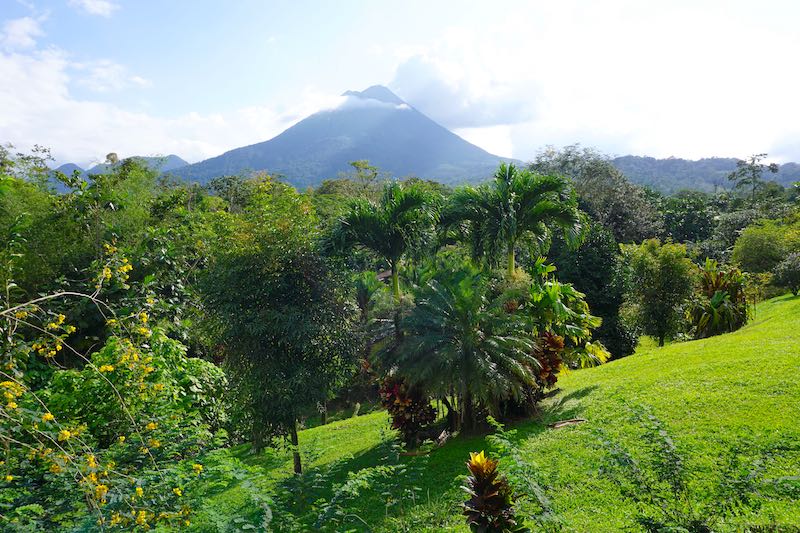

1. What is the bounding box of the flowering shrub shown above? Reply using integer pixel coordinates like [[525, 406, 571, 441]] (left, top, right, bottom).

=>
[[378, 377, 435, 448]]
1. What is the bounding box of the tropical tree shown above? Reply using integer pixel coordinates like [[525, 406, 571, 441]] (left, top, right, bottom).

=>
[[442, 163, 584, 277], [727, 153, 779, 208], [329, 181, 439, 301], [622, 239, 696, 346], [202, 179, 362, 473], [380, 266, 539, 432]]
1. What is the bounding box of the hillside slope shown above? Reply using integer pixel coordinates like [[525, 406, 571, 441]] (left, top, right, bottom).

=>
[[186, 294, 800, 531]]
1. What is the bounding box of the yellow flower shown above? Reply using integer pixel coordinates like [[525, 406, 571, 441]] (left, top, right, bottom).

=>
[[56, 314, 65, 324], [6, 401, 17, 409], [135, 510, 147, 526], [146, 297, 155, 305], [65, 325, 76, 334], [139, 312, 148, 323], [118, 435, 126, 443], [137, 327, 151, 337], [106, 318, 117, 326], [87, 455, 98, 468], [5, 475, 13, 482], [139, 447, 149, 455], [14, 310, 27, 319], [88, 472, 98, 484], [49, 462, 62, 474], [172, 487, 182, 497], [148, 439, 161, 448], [184, 520, 191, 527], [110, 513, 122, 525], [98, 364, 114, 373], [95, 484, 109, 500], [135, 486, 143, 498], [145, 422, 157, 431], [58, 429, 72, 441], [192, 463, 203, 475], [153, 383, 164, 392]]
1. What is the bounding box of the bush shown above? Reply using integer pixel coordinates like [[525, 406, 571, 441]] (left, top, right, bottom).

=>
[[686, 259, 748, 339], [463, 450, 528, 533], [378, 376, 436, 448], [732, 219, 800, 273], [773, 253, 800, 295]]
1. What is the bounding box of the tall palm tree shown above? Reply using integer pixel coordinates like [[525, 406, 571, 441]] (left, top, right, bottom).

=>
[[330, 181, 438, 301], [381, 266, 539, 431], [442, 163, 584, 276]]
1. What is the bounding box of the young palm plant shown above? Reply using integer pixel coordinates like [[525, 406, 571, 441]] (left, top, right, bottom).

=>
[[442, 163, 584, 277], [329, 181, 439, 301], [381, 265, 539, 432]]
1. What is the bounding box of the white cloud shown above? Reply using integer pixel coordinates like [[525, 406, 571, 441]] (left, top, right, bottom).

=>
[[68, 0, 119, 17], [0, 46, 333, 166], [1, 16, 44, 50], [73, 59, 153, 92], [386, 1, 800, 162]]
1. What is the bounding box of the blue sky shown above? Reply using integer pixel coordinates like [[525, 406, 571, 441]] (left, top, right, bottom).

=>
[[2, 0, 800, 167]]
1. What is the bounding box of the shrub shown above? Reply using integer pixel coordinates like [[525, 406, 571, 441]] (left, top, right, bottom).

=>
[[463, 451, 528, 533], [378, 376, 435, 448], [686, 259, 748, 339], [773, 253, 800, 295]]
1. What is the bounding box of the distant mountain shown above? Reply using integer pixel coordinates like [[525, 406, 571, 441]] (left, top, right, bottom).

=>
[[612, 155, 800, 193], [171, 85, 513, 188], [53, 163, 85, 176], [87, 154, 188, 175]]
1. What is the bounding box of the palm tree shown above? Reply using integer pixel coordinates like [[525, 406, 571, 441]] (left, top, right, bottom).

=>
[[442, 163, 584, 276], [381, 266, 539, 431], [330, 181, 438, 301]]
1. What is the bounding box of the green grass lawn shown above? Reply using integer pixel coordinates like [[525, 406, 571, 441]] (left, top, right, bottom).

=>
[[186, 295, 800, 532]]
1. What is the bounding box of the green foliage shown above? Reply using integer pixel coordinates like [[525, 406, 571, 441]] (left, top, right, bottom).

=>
[[732, 218, 800, 273], [531, 145, 663, 243], [773, 252, 800, 295], [548, 225, 637, 358], [686, 259, 748, 339], [622, 239, 696, 346], [201, 179, 362, 465], [661, 190, 717, 243], [328, 180, 440, 299], [727, 153, 780, 208], [443, 162, 584, 276], [382, 264, 538, 431]]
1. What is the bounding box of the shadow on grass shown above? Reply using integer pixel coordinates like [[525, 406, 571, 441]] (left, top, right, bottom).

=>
[[268, 387, 596, 531]]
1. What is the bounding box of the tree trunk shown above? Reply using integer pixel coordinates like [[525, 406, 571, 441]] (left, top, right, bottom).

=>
[[391, 263, 401, 302], [658, 334, 665, 347], [506, 245, 515, 277], [463, 390, 474, 433], [290, 421, 302, 475], [321, 401, 328, 425], [441, 396, 457, 432]]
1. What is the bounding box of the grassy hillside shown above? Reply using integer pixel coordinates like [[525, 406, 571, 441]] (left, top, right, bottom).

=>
[[187, 295, 800, 531]]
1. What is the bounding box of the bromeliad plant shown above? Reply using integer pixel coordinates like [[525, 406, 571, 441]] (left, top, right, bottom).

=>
[[687, 259, 748, 339], [463, 451, 528, 533]]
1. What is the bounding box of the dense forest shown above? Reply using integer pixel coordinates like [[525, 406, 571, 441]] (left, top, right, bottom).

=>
[[1, 142, 799, 531]]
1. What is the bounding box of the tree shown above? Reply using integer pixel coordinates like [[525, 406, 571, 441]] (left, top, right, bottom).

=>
[[381, 266, 538, 432], [732, 219, 800, 273], [774, 253, 800, 295], [660, 190, 717, 243], [443, 163, 584, 277], [530, 145, 663, 243], [622, 239, 696, 346], [202, 179, 361, 473], [727, 153, 779, 208], [548, 224, 637, 358], [329, 181, 439, 301]]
